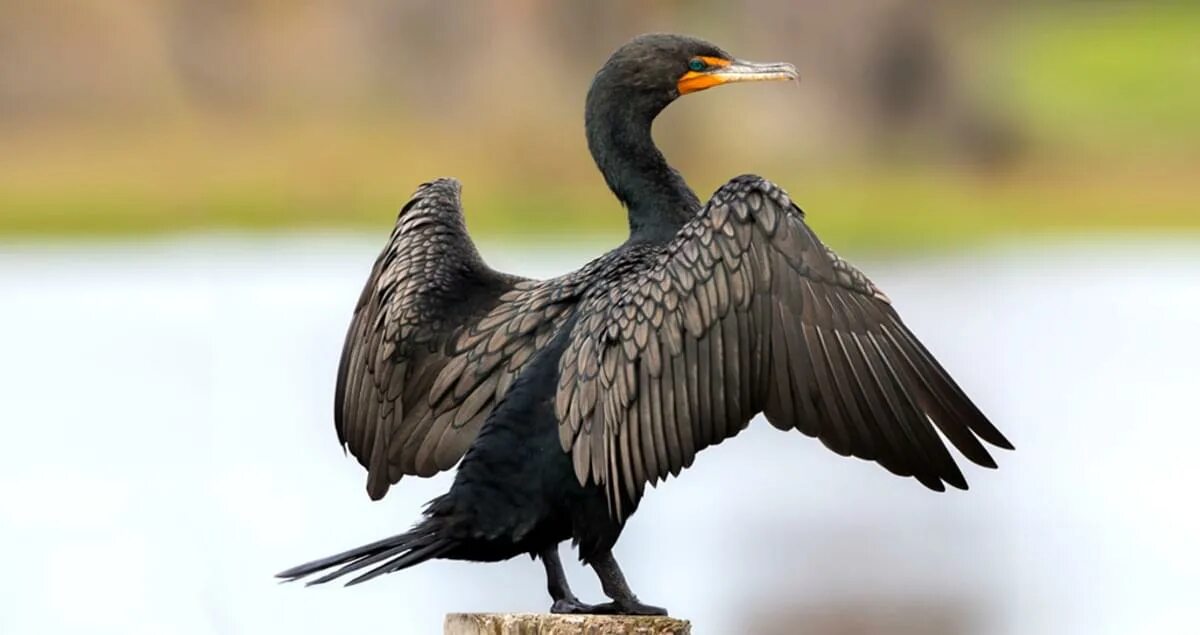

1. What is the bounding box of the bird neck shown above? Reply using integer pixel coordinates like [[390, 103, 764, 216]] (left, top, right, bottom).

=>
[[585, 93, 702, 243]]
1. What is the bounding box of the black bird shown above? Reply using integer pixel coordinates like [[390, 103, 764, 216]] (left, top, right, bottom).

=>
[[277, 33, 1012, 615]]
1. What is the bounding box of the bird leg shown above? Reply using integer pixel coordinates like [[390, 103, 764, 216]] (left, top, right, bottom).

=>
[[540, 546, 600, 614], [585, 549, 668, 616]]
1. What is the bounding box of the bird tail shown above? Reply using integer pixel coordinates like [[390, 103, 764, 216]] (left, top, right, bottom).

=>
[[276, 517, 454, 587]]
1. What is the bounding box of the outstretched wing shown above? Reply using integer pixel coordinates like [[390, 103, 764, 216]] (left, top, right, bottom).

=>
[[556, 175, 1012, 515], [338, 178, 582, 499]]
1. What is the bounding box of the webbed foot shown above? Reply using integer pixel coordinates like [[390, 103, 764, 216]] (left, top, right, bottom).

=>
[[587, 600, 669, 616], [550, 598, 602, 614]]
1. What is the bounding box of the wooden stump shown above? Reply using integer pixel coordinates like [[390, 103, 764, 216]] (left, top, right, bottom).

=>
[[445, 613, 691, 635]]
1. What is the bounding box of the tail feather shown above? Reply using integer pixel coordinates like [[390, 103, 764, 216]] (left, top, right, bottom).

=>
[[276, 522, 452, 586], [345, 537, 451, 586]]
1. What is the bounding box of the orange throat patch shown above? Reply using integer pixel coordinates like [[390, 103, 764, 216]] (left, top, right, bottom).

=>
[[677, 56, 731, 95]]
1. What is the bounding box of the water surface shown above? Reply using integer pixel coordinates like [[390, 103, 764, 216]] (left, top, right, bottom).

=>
[[1, 236, 1196, 635]]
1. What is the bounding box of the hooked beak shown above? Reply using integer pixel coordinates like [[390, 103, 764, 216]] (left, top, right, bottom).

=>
[[678, 59, 799, 95]]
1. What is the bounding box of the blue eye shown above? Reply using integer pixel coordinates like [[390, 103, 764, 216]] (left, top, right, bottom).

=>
[[688, 59, 706, 72]]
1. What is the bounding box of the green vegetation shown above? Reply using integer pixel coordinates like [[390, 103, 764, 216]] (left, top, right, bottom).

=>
[[1, 3, 1196, 249], [1001, 2, 1200, 151], [4, 160, 1194, 251]]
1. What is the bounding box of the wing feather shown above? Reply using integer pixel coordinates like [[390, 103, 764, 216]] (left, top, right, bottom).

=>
[[337, 179, 583, 499], [556, 175, 1011, 515]]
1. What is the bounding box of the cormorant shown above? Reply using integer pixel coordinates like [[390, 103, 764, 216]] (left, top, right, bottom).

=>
[[277, 33, 1012, 615]]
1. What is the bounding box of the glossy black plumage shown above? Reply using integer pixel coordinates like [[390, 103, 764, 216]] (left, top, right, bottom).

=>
[[279, 33, 1012, 615]]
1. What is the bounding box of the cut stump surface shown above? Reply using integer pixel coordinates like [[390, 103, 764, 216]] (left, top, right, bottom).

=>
[[444, 612, 691, 635]]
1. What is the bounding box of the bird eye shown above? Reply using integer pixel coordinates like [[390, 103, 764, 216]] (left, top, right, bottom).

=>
[[687, 59, 706, 72]]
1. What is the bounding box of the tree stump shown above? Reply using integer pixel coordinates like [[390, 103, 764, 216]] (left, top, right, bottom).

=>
[[444, 613, 691, 635]]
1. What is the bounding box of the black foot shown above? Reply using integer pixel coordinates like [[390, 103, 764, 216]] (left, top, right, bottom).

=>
[[550, 598, 603, 614], [586, 600, 669, 616], [586, 549, 668, 616]]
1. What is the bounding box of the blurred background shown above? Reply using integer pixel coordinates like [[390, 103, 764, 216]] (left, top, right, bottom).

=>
[[1, 1, 1197, 634]]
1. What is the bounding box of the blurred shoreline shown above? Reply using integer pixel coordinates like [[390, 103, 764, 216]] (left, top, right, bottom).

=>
[[3, 1, 1197, 247]]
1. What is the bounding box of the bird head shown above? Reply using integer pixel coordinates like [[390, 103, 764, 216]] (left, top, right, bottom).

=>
[[589, 33, 798, 115]]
